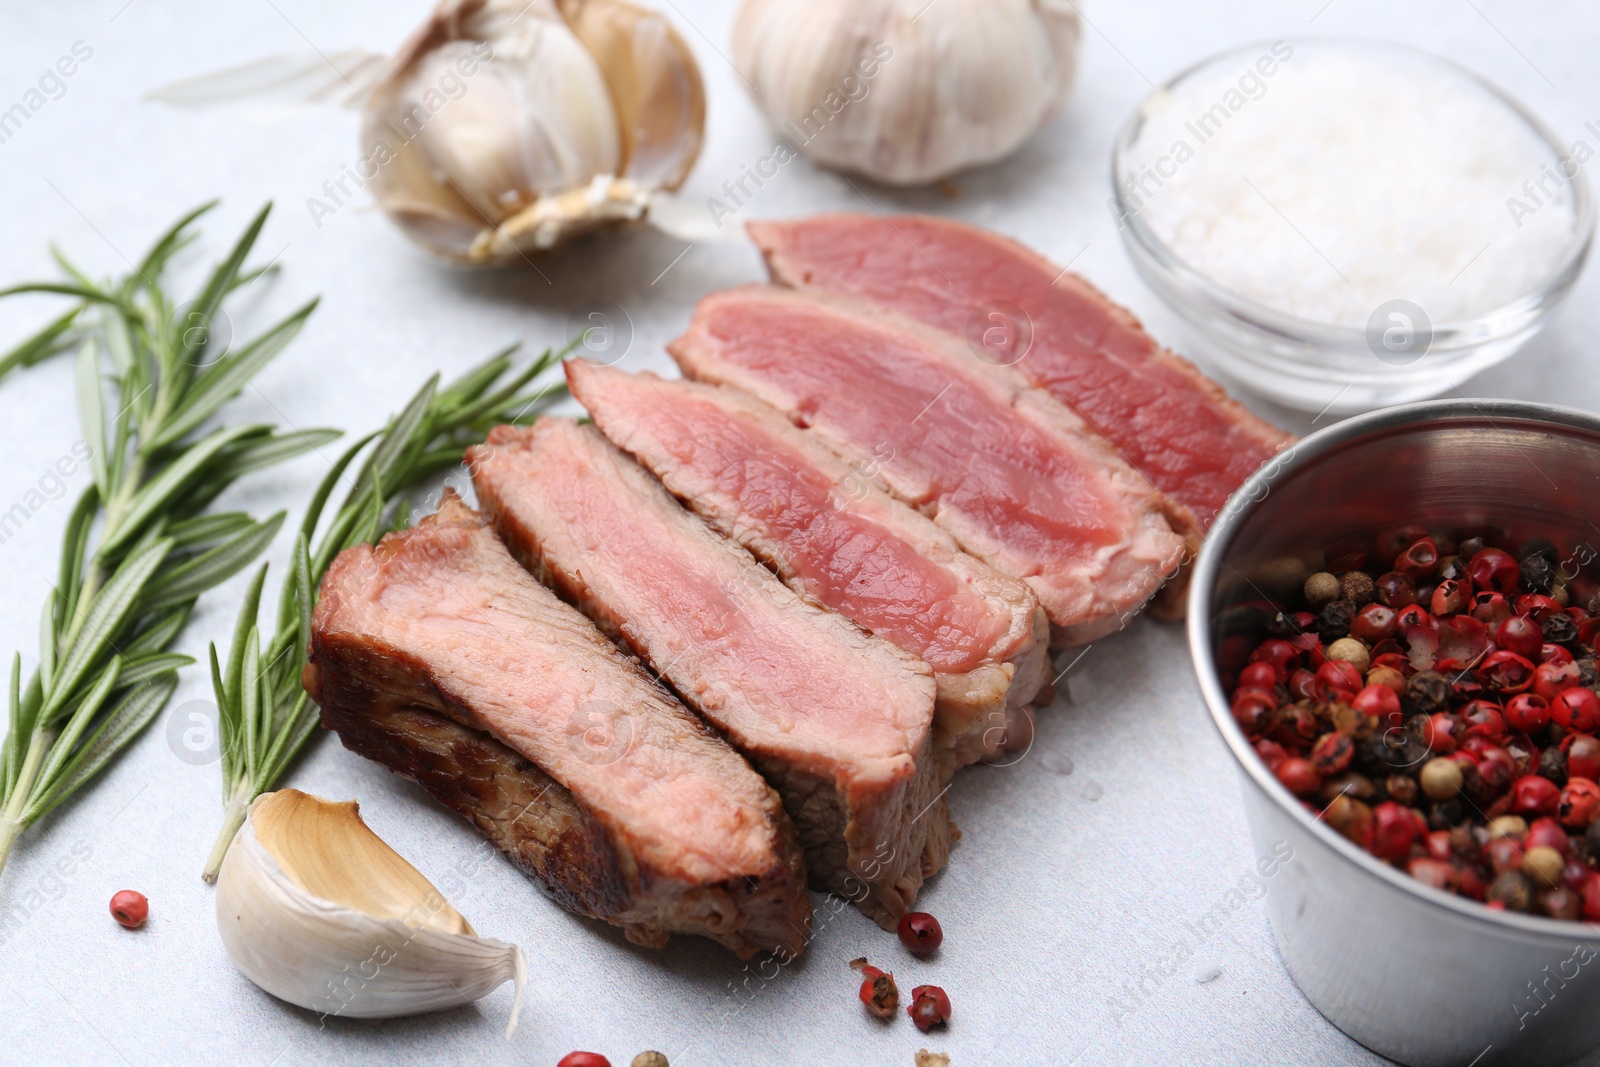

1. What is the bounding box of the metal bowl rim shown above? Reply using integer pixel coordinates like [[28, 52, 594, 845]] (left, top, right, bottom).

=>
[[1188, 396, 1600, 940]]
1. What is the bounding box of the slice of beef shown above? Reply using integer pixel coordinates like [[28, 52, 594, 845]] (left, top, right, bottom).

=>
[[305, 492, 810, 960], [469, 419, 950, 928], [748, 213, 1294, 540], [668, 285, 1186, 645], [566, 359, 1049, 770]]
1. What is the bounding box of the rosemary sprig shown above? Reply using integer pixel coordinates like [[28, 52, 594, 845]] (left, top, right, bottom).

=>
[[0, 203, 338, 879], [200, 344, 569, 880]]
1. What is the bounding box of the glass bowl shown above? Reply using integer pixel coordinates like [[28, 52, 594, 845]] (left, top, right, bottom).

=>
[[1111, 38, 1595, 415]]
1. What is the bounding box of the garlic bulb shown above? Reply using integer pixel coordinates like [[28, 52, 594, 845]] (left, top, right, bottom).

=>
[[732, 0, 1080, 185], [363, 0, 705, 261], [216, 789, 526, 1033]]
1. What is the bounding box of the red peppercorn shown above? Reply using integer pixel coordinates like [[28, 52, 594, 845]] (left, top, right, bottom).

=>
[[1425, 829, 1454, 861], [1564, 861, 1590, 891], [1275, 757, 1323, 797], [1527, 817, 1569, 855], [1504, 693, 1551, 734], [1533, 661, 1582, 703], [1309, 732, 1355, 776], [1510, 775, 1562, 817], [1583, 873, 1600, 921], [1456, 864, 1489, 901], [1565, 734, 1600, 780], [1237, 661, 1279, 693], [1315, 660, 1363, 701], [1249, 639, 1299, 683], [1558, 778, 1600, 828], [1254, 739, 1289, 770], [897, 912, 943, 954], [1405, 857, 1457, 891], [1352, 603, 1400, 642], [1371, 801, 1419, 862], [1376, 571, 1418, 608], [110, 890, 148, 929], [1268, 704, 1319, 749], [1480, 650, 1536, 694], [1542, 644, 1576, 667], [1460, 701, 1508, 741], [1477, 747, 1516, 796], [1424, 712, 1461, 754], [906, 985, 951, 1032], [1351, 683, 1402, 727], [1230, 688, 1276, 736], [1554, 688, 1600, 733], [859, 968, 899, 1019], [1288, 668, 1319, 702], [1396, 604, 1432, 630], [1395, 537, 1440, 578], [1517, 594, 1563, 620], [558, 1054, 610, 1067], [1474, 592, 1511, 629], [1469, 548, 1520, 594], [1496, 615, 1543, 659], [1431, 580, 1469, 616]]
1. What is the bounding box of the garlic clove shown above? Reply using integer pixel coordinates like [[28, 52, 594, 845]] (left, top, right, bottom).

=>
[[216, 789, 525, 1034], [556, 0, 706, 191], [732, 0, 1080, 186]]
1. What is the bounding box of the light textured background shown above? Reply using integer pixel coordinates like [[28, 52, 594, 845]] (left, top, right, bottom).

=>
[[0, 2, 1596, 1065]]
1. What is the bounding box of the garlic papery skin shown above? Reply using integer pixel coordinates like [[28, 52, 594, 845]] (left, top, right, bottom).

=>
[[216, 790, 526, 1034], [362, 0, 704, 262], [732, 0, 1080, 186]]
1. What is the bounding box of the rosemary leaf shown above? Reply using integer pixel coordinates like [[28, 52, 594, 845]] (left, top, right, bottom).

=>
[[0, 203, 338, 883]]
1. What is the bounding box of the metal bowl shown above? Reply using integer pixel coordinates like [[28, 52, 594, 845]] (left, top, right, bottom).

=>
[[1187, 398, 1600, 1067]]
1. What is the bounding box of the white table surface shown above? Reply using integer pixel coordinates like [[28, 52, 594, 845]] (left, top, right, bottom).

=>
[[2, 1, 1597, 1064]]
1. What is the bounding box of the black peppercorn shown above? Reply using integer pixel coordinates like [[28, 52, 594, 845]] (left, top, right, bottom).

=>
[[1339, 571, 1376, 607], [1447, 822, 1476, 859], [1520, 537, 1559, 566], [1521, 554, 1555, 595], [1580, 659, 1600, 689], [1539, 747, 1569, 787], [1384, 774, 1419, 806], [1542, 612, 1578, 646], [1404, 671, 1451, 715], [1318, 600, 1354, 640], [1588, 592, 1600, 617], [1488, 871, 1534, 912], [1458, 536, 1487, 559]]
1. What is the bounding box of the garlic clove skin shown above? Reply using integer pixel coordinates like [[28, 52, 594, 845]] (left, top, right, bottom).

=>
[[362, 0, 704, 263], [732, 0, 1080, 186], [557, 0, 706, 191], [216, 790, 525, 1034]]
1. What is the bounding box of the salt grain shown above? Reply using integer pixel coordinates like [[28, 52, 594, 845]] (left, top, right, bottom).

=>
[[1125, 44, 1577, 327]]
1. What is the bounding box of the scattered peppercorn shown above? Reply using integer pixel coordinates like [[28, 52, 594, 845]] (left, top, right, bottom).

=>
[[907, 985, 951, 1032], [632, 1054, 669, 1067], [558, 1054, 611, 1067], [859, 965, 900, 1019], [897, 912, 943, 955], [1223, 527, 1600, 919], [110, 889, 148, 929]]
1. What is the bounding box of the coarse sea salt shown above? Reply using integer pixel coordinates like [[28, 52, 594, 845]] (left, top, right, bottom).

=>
[[1124, 44, 1578, 328]]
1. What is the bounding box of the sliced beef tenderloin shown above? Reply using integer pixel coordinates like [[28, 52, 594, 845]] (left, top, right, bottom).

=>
[[469, 419, 950, 929], [566, 359, 1048, 770], [668, 285, 1186, 645], [305, 492, 810, 960], [749, 213, 1295, 614]]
